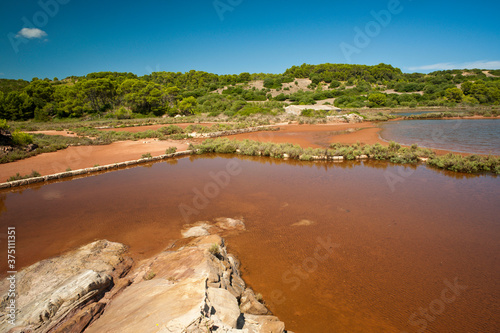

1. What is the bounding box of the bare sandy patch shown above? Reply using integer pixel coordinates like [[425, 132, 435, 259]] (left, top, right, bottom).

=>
[[27, 130, 79, 137], [226, 123, 386, 148], [0, 139, 190, 180]]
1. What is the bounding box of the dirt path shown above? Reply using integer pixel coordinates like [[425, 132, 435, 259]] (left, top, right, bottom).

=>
[[0, 140, 190, 181]]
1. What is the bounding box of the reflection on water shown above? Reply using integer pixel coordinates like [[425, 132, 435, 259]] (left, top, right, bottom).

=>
[[1, 155, 499, 332], [379, 119, 500, 155]]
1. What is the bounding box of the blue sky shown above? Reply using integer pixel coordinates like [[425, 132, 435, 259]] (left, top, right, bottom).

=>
[[1, 0, 499, 80]]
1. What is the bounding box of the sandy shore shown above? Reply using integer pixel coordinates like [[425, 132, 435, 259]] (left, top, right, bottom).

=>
[[0, 139, 189, 180], [226, 122, 386, 148]]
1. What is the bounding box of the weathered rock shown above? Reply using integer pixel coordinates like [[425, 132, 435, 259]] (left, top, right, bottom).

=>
[[1, 234, 289, 333], [291, 219, 315, 227], [85, 278, 207, 333], [182, 225, 211, 238], [215, 217, 246, 231], [86, 234, 287, 332], [242, 314, 286, 333], [0, 240, 130, 333], [240, 289, 271, 315], [0, 128, 13, 146], [182, 217, 246, 239], [207, 287, 241, 328], [25, 143, 38, 152]]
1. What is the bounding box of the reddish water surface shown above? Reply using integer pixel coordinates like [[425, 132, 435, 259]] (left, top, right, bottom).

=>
[[1, 156, 499, 332]]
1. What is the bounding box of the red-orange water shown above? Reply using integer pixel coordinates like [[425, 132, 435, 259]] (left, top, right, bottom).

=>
[[1, 155, 499, 332]]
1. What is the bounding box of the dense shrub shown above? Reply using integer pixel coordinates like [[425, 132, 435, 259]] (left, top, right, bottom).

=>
[[12, 130, 34, 145]]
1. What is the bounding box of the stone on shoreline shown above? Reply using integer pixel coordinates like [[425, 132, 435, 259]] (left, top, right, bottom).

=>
[[1, 232, 289, 332], [0, 240, 131, 333]]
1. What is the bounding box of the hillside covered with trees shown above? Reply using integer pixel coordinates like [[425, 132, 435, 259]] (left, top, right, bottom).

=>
[[1, 63, 499, 121]]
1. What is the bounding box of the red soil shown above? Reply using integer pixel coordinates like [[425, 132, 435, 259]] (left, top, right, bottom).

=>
[[0, 140, 189, 181]]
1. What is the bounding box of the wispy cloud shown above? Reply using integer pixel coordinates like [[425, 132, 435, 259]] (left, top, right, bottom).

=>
[[16, 28, 47, 39], [408, 60, 500, 71]]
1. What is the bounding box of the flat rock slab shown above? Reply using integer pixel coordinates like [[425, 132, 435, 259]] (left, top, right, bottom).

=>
[[0, 240, 129, 333], [85, 278, 207, 333]]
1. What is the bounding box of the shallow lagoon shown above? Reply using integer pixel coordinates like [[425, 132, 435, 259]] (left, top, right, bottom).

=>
[[1, 155, 499, 332], [379, 119, 500, 155]]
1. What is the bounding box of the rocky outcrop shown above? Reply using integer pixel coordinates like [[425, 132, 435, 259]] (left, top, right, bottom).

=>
[[327, 113, 364, 123], [0, 240, 132, 333], [0, 128, 13, 146], [181, 217, 247, 239], [86, 234, 288, 332], [1, 221, 290, 332]]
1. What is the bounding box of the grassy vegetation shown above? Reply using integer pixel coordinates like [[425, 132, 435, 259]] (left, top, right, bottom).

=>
[[427, 154, 500, 174], [143, 270, 156, 280], [1, 134, 95, 164], [165, 147, 177, 154], [190, 138, 500, 175], [11, 131, 34, 145], [1, 120, 275, 164], [209, 243, 221, 257], [8, 170, 41, 181]]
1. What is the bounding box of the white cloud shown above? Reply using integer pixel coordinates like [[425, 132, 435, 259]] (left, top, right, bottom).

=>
[[16, 28, 48, 39], [408, 60, 500, 71]]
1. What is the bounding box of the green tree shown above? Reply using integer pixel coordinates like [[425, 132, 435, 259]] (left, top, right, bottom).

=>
[[79, 78, 115, 112], [460, 81, 473, 95], [54, 85, 86, 118], [2, 91, 35, 120], [177, 96, 198, 115], [445, 87, 464, 103], [368, 93, 387, 107]]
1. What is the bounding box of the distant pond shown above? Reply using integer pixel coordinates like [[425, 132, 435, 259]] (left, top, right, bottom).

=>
[[379, 119, 500, 155]]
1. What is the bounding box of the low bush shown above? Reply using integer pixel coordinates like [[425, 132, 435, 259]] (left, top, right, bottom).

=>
[[0, 119, 9, 130], [165, 147, 177, 154], [12, 131, 34, 145], [209, 243, 221, 257], [7, 170, 41, 182]]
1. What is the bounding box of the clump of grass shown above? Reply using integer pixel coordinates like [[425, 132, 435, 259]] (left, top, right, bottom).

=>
[[143, 270, 156, 280], [141, 152, 152, 159], [65, 167, 72, 171], [8, 170, 41, 182], [427, 154, 500, 174], [209, 243, 221, 257], [165, 146, 177, 154]]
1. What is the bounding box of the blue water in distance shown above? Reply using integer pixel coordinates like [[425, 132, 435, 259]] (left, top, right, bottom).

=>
[[389, 111, 437, 117], [379, 119, 500, 155]]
